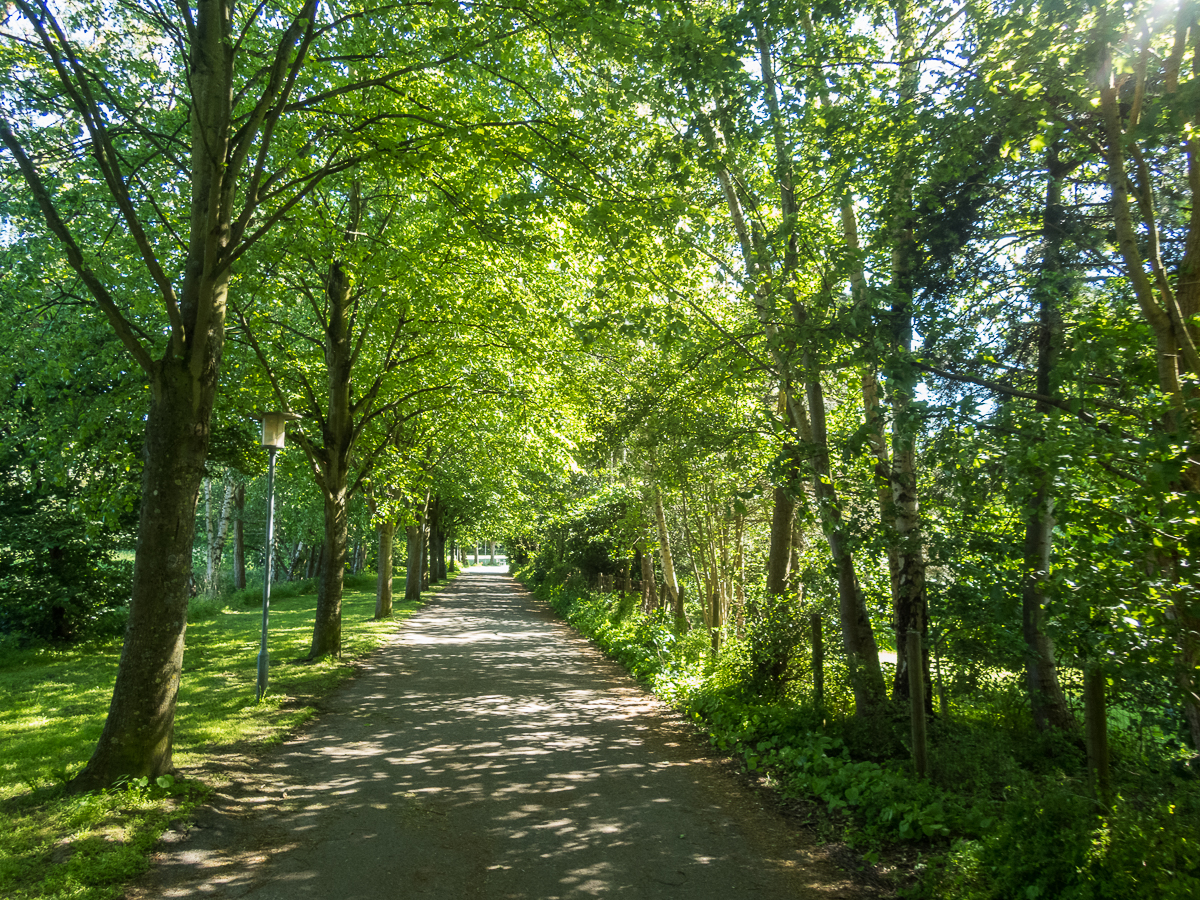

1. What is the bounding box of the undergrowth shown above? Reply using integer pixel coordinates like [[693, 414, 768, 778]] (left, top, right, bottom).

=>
[[524, 575, 1200, 900]]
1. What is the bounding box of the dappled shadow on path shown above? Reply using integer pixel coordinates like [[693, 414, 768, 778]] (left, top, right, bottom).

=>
[[144, 571, 855, 900]]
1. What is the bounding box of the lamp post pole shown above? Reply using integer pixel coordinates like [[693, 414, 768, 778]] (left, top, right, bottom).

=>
[[256, 412, 286, 702]]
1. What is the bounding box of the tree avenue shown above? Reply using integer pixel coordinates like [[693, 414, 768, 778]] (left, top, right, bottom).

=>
[[1, 1, 1200, 897]]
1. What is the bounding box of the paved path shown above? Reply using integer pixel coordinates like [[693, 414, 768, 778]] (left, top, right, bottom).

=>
[[141, 570, 866, 899]]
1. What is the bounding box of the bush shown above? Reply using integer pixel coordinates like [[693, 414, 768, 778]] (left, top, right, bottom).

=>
[[935, 786, 1200, 900], [0, 491, 132, 643]]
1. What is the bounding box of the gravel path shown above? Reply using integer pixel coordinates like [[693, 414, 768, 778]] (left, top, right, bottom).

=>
[[137, 569, 873, 899]]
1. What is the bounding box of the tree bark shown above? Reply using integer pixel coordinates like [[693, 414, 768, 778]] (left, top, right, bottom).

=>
[[653, 485, 686, 629], [233, 482, 246, 590], [639, 544, 656, 613], [404, 523, 424, 602], [886, 0, 932, 708], [1022, 145, 1076, 731], [204, 473, 236, 596], [1084, 662, 1110, 803], [765, 466, 796, 598], [375, 520, 396, 619], [74, 360, 219, 788]]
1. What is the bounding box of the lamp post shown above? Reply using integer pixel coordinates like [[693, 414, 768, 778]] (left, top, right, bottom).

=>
[[256, 411, 287, 702]]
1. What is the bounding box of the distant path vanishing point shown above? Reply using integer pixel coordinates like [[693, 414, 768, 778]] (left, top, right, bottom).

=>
[[137, 569, 875, 900]]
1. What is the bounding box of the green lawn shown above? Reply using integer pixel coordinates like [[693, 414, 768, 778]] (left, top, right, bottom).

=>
[[0, 570, 443, 900]]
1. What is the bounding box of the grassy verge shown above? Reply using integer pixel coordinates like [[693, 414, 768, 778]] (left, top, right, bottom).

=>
[[0, 569, 450, 900]]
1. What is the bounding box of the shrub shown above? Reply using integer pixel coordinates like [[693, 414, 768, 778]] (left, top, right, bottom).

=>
[[0, 491, 132, 643]]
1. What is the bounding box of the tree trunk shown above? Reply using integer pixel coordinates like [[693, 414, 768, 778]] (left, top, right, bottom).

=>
[[421, 522, 431, 588], [426, 497, 441, 584], [908, 625, 929, 778], [375, 520, 396, 619], [303, 182, 361, 659], [710, 20, 884, 714], [437, 530, 448, 580], [1084, 662, 1110, 803], [765, 471, 796, 599], [1, 0, 324, 790], [812, 611, 824, 710], [653, 485, 686, 629], [886, 0, 932, 708], [803, 373, 887, 715], [204, 473, 236, 596], [233, 482, 246, 590], [1022, 146, 1075, 731], [640, 545, 656, 613], [405, 524, 424, 602], [309, 488, 347, 659], [74, 359, 219, 789]]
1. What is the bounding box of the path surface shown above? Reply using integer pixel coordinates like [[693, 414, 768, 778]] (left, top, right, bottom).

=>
[[138, 570, 873, 899]]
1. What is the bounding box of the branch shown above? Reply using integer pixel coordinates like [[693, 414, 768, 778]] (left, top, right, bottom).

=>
[[0, 115, 155, 376], [16, 0, 184, 345]]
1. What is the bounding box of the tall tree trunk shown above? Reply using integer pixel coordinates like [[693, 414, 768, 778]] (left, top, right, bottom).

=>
[[1098, 28, 1200, 747], [1, 0, 321, 790], [421, 524, 431, 589], [74, 359, 220, 788], [204, 473, 236, 595], [435, 529, 447, 581], [404, 524, 424, 602], [375, 520, 396, 619], [233, 482, 246, 590], [653, 484, 686, 629], [703, 20, 886, 715], [1022, 145, 1076, 731], [640, 544, 656, 612], [885, 0, 931, 707], [304, 183, 361, 660], [859, 366, 902, 616], [310, 489, 347, 658], [800, 372, 887, 714], [765, 453, 796, 598]]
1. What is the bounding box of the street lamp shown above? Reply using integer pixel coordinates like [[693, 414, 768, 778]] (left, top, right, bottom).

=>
[[256, 411, 288, 702]]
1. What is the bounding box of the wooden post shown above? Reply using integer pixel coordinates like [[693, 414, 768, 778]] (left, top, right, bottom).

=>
[[1084, 662, 1110, 804], [908, 627, 928, 778], [812, 611, 824, 710]]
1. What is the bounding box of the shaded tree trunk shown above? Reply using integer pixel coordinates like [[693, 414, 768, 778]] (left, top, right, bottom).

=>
[[233, 482, 246, 590], [765, 457, 796, 599], [375, 520, 396, 619], [885, 0, 932, 708], [405, 524, 424, 602], [1022, 146, 1076, 731], [74, 360, 220, 788], [653, 485, 686, 630], [204, 473, 237, 596], [639, 545, 656, 613]]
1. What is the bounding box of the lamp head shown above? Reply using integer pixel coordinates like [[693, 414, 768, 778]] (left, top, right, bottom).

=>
[[261, 411, 287, 449]]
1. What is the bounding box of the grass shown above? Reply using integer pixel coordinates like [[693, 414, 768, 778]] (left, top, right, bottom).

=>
[[0, 568, 448, 900]]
